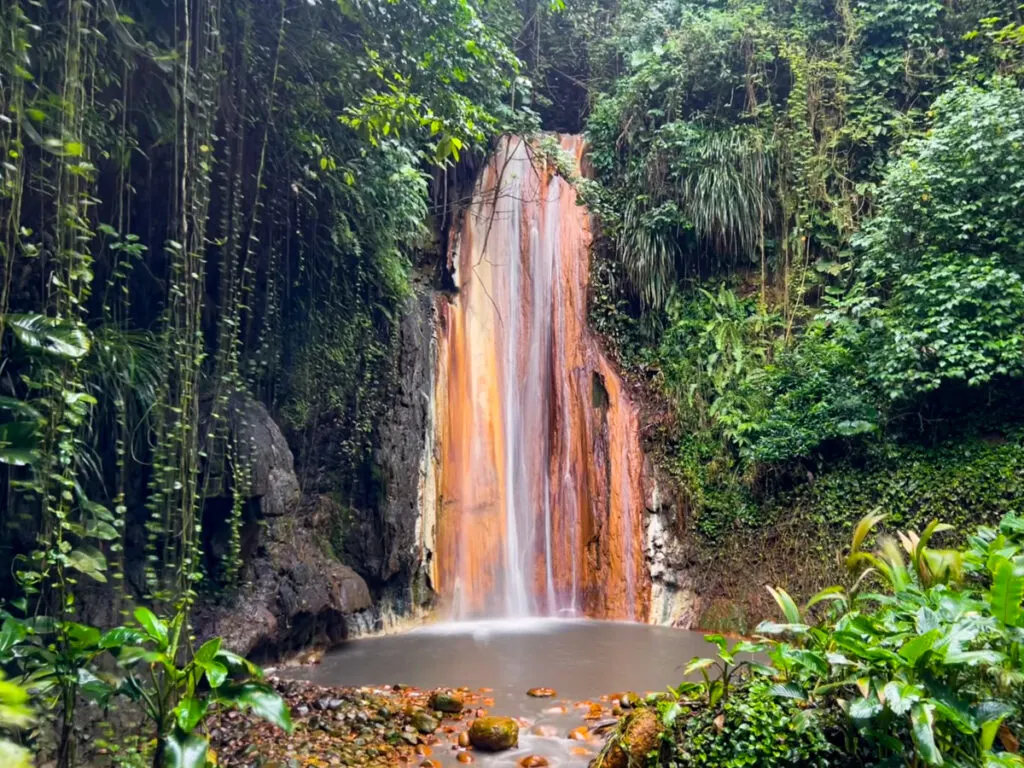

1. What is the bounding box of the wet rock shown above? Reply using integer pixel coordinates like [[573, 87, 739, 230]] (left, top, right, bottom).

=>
[[193, 396, 372, 658], [457, 731, 471, 748], [644, 459, 700, 629], [411, 711, 439, 734], [530, 724, 559, 738], [569, 726, 590, 741], [456, 755, 474, 764], [526, 687, 556, 698], [429, 689, 465, 713], [468, 716, 519, 751], [519, 757, 549, 767], [613, 691, 642, 709], [591, 707, 663, 768], [347, 288, 436, 591]]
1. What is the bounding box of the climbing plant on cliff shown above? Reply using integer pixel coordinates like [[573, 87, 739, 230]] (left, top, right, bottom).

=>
[[0, 0, 523, 761]]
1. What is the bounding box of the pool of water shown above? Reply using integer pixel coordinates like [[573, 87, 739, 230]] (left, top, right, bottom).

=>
[[282, 618, 715, 766]]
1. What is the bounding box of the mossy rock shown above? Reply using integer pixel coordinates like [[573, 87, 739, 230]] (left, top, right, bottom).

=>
[[592, 707, 663, 768], [429, 689, 465, 713], [468, 716, 519, 751], [410, 709, 438, 734]]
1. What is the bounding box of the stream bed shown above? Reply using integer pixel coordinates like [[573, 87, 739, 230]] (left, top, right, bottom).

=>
[[277, 618, 713, 767]]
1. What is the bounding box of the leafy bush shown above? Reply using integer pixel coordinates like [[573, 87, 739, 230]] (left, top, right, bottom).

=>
[[854, 80, 1024, 402], [746, 319, 877, 463], [675, 679, 837, 768], [654, 513, 1024, 767], [754, 513, 1024, 766], [1, 606, 290, 768]]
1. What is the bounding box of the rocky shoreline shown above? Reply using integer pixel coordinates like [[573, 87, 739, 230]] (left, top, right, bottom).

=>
[[205, 675, 651, 767]]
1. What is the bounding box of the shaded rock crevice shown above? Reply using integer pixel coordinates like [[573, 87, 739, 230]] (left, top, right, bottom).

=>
[[642, 456, 700, 629], [196, 396, 372, 658]]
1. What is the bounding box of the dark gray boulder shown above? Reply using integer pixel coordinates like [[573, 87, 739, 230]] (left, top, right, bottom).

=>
[[228, 391, 300, 518], [196, 394, 371, 657]]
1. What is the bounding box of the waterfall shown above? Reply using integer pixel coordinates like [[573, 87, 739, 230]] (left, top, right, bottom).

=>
[[434, 135, 649, 621]]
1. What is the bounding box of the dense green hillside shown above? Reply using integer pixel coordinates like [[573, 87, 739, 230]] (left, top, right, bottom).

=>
[[570, 0, 1024, 603], [1, 0, 1023, 765]]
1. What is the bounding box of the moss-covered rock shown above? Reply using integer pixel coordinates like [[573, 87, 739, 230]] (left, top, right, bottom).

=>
[[429, 689, 464, 713], [410, 710, 439, 734], [592, 707, 663, 768], [468, 716, 519, 751]]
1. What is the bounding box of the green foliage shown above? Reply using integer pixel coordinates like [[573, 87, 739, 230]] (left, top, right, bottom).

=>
[[748, 321, 878, 463], [853, 81, 1024, 401], [0, 605, 289, 768], [674, 679, 837, 768], [770, 432, 1024, 534], [656, 513, 1024, 767], [0, 672, 33, 768], [111, 607, 291, 767], [599, 73, 1024, 544], [1, 0, 525, 761], [752, 514, 1024, 766]]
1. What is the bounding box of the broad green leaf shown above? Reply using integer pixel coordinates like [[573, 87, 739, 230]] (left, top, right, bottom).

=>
[[201, 661, 228, 688], [660, 701, 683, 726], [194, 637, 221, 665], [0, 620, 27, 657], [899, 629, 940, 665], [6, 313, 90, 358], [216, 649, 262, 678], [0, 421, 39, 467], [77, 667, 114, 704], [989, 556, 1024, 626], [849, 694, 883, 720], [754, 620, 810, 636], [64, 622, 101, 648], [766, 586, 802, 624], [684, 657, 715, 675], [66, 546, 108, 583], [911, 702, 943, 766], [976, 702, 1014, 752], [116, 646, 163, 666], [100, 627, 146, 649], [850, 513, 887, 559], [133, 607, 168, 648], [218, 684, 292, 732], [882, 681, 922, 715], [806, 586, 847, 611], [175, 697, 210, 734], [768, 683, 807, 700], [789, 649, 828, 676], [162, 729, 209, 768]]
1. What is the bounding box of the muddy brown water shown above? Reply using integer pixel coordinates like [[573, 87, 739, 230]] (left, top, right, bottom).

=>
[[281, 618, 716, 767]]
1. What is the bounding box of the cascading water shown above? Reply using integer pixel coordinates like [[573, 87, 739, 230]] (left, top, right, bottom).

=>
[[433, 135, 650, 621]]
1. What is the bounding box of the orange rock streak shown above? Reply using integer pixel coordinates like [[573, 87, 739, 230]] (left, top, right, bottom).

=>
[[434, 135, 650, 621]]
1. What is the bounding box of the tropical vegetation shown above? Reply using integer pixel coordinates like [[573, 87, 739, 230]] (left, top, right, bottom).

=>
[[612, 512, 1024, 767], [2, 0, 1023, 764]]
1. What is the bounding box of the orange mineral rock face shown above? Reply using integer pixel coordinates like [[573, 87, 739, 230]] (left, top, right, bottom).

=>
[[434, 135, 650, 621]]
